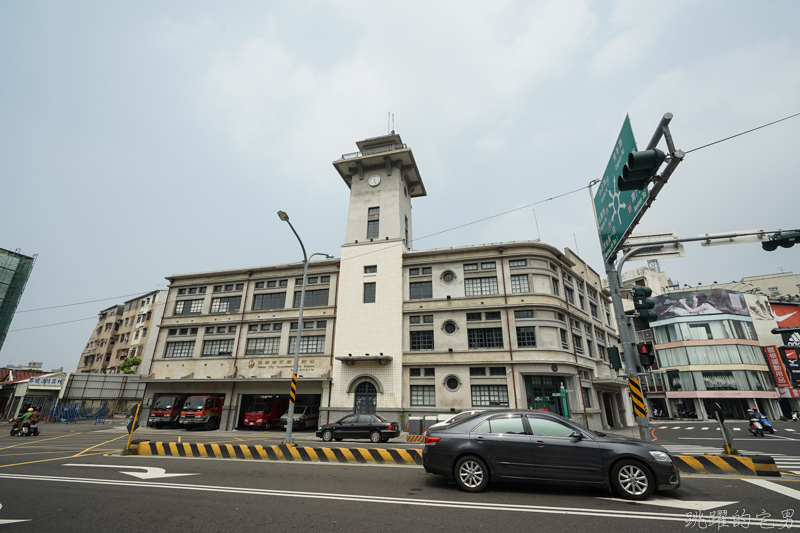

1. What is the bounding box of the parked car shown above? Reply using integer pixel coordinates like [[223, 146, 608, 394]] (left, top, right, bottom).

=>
[[427, 410, 484, 430], [278, 405, 319, 430], [422, 410, 680, 500], [316, 413, 400, 443]]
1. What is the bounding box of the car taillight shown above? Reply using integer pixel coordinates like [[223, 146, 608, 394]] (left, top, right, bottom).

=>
[[424, 436, 440, 446], [389, 423, 397, 430]]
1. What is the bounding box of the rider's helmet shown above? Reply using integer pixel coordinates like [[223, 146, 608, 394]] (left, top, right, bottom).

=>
[[27, 408, 33, 412]]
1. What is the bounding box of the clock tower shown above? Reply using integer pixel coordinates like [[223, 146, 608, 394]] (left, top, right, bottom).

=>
[[327, 134, 427, 420]]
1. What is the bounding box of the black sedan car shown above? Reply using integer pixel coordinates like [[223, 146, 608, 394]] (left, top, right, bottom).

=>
[[422, 410, 680, 500], [316, 413, 400, 443]]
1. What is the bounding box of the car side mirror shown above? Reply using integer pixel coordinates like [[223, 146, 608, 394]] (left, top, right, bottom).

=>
[[571, 430, 583, 440]]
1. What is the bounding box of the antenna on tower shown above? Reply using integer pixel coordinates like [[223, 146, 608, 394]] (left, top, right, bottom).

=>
[[392, 113, 395, 133], [388, 112, 390, 134]]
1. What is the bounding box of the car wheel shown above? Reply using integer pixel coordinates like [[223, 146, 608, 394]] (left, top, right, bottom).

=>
[[264, 421, 272, 430], [322, 430, 333, 442], [455, 456, 489, 493], [611, 460, 654, 501], [369, 431, 381, 443]]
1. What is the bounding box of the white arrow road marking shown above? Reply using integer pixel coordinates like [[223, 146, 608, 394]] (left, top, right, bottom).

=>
[[0, 504, 30, 526], [597, 495, 737, 511], [63, 464, 198, 479]]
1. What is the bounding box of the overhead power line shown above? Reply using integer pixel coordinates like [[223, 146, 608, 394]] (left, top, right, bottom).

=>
[[14, 292, 157, 314], [8, 317, 100, 332], [685, 111, 800, 154]]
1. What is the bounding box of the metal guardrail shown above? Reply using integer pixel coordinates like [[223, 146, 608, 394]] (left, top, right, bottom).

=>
[[339, 144, 408, 160]]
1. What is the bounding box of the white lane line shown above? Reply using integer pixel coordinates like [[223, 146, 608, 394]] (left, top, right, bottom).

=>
[[0, 473, 788, 526], [686, 427, 695, 430], [744, 479, 800, 502], [786, 428, 796, 432], [597, 496, 736, 511], [701, 427, 709, 431], [672, 427, 681, 430]]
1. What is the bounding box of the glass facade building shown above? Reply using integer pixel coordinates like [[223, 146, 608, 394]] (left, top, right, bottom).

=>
[[0, 248, 35, 351]]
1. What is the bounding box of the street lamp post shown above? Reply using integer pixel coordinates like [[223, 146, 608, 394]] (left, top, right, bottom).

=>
[[277, 210, 332, 445]]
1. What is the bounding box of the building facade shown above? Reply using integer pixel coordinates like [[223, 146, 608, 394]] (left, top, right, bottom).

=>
[[76, 290, 167, 374], [138, 133, 630, 432], [0, 247, 36, 352]]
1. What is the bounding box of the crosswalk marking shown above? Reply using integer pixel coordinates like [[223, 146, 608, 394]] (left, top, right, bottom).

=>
[[686, 427, 694, 430], [733, 427, 741, 431], [786, 428, 796, 432], [701, 427, 709, 430]]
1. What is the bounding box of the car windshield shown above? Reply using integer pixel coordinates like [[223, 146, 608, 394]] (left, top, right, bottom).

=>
[[246, 404, 269, 414], [152, 397, 176, 410], [183, 397, 206, 411]]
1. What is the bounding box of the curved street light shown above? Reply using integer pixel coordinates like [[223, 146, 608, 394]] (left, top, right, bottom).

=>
[[277, 210, 333, 444]]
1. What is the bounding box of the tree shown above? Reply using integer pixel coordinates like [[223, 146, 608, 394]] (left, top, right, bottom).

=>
[[119, 356, 142, 375]]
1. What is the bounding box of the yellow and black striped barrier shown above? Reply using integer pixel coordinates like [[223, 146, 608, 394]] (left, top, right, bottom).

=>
[[673, 454, 780, 477], [289, 374, 297, 403], [130, 441, 423, 465], [628, 377, 647, 418], [406, 435, 425, 443]]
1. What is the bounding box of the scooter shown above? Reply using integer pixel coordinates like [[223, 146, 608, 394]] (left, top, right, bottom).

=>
[[9, 418, 29, 437], [747, 411, 764, 437], [756, 413, 774, 434]]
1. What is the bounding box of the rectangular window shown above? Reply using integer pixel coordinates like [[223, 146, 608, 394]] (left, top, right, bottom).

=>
[[410, 316, 421, 324], [178, 289, 186, 295], [179, 328, 188, 335], [423, 315, 434, 323], [202, 339, 234, 357], [245, 338, 280, 355], [484, 311, 501, 321], [598, 345, 607, 361], [560, 329, 568, 349], [514, 310, 533, 319], [168, 329, 177, 336], [363, 282, 376, 303], [266, 281, 277, 288], [288, 335, 326, 354], [255, 282, 265, 289], [253, 293, 286, 310], [316, 320, 327, 328], [261, 324, 271, 331], [273, 323, 282, 331], [471, 385, 509, 407], [573, 335, 583, 354], [174, 299, 203, 315], [552, 278, 560, 296], [228, 326, 237, 333], [368, 206, 380, 215], [565, 287, 575, 304], [410, 385, 435, 406], [210, 296, 242, 314], [424, 367, 435, 377], [236, 283, 244, 290], [188, 288, 197, 294], [481, 262, 496, 270], [213, 285, 222, 292], [464, 277, 499, 296], [321, 276, 330, 283], [586, 341, 594, 358], [279, 280, 288, 287], [205, 327, 214, 334], [470, 367, 486, 376], [410, 281, 432, 300], [582, 387, 593, 408], [410, 368, 421, 377], [510, 274, 530, 293], [249, 325, 258, 332], [468, 328, 504, 349], [410, 331, 434, 351], [409, 268, 419, 276], [466, 312, 482, 321], [590, 303, 598, 318], [422, 267, 432, 275], [489, 367, 505, 376], [769, 287, 779, 295], [367, 220, 379, 239], [307, 277, 318, 284], [217, 326, 227, 333], [364, 265, 377, 274], [225, 284, 234, 291], [463, 263, 478, 271], [164, 341, 195, 358], [516, 326, 536, 347], [509, 259, 526, 268], [293, 289, 329, 307]]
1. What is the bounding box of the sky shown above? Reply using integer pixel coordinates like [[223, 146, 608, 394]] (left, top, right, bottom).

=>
[[1, 1, 798, 372]]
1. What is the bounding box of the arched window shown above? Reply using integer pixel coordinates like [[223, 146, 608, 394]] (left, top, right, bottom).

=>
[[354, 381, 377, 413]]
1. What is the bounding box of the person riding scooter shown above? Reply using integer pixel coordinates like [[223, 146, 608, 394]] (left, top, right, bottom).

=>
[[746, 408, 765, 437], [751, 407, 774, 434]]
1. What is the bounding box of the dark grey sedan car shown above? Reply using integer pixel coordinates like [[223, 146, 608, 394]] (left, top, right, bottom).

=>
[[422, 410, 680, 500]]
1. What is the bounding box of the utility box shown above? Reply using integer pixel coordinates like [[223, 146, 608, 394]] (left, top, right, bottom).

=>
[[408, 416, 423, 435]]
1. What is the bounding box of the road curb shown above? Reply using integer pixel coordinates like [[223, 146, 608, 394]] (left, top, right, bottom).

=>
[[673, 454, 780, 477], [129, 440, 423, 465]]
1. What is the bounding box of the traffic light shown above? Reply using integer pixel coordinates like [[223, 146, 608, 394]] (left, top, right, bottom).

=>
[[637, 342, 655, 368], [632, 285, 657, 322], [607, 346, 622, 370], [762, 230, 800, 251], [617, 148, 666, 191]]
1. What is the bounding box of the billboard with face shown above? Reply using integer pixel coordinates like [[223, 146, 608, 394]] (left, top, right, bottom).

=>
[[652, 289, 749, 322]]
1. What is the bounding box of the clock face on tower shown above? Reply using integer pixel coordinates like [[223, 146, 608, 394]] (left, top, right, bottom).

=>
[[368, 175, 381, 187]]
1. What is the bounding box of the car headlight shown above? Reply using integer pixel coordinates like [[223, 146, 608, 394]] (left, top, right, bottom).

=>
[[649, 451, 671, 462]]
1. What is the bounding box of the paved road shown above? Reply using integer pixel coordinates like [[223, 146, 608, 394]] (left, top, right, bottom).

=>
[[1, 420, 799, 531]]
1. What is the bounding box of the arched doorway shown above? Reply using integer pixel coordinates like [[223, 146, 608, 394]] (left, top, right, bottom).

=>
[[354, 381, 377, 413]]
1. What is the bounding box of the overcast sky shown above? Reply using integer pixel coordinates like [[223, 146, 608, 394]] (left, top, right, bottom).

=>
[[2, 1, 798, 372]]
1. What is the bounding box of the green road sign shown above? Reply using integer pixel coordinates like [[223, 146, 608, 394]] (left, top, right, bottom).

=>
[[594, 115, 650, 262]]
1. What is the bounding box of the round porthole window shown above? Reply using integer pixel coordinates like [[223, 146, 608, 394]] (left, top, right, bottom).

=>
[[443, 320, 457, 335], [442, 270, 456, 283], [445, 376, 460, 391]]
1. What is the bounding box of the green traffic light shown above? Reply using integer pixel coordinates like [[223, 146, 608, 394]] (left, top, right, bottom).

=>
[[632, 285, 657, 323]]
